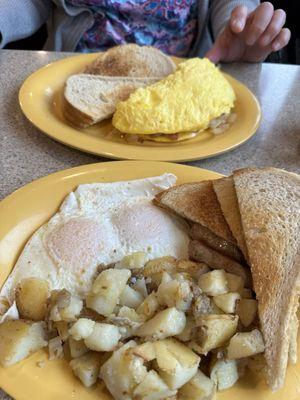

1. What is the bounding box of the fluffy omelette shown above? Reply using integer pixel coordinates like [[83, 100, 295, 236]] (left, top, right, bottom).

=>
[[113, 58, 236, 135], [0, 175, 189, 317]]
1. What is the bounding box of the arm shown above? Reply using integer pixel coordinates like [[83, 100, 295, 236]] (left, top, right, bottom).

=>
[[0, 0, 52, 48], [210, 0, 259, 39]]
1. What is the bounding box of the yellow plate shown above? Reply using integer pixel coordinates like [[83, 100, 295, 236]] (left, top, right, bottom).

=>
[[19, 54, 261, 162], [0, 161, 299, 400]]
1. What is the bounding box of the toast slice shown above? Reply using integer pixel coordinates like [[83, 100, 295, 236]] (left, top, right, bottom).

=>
[[154, 181, 243, 262], [213, 176, 248, 260], [233, 167, 300, 391], [84, 44, 176, 78], [63, 74, 157, 128]]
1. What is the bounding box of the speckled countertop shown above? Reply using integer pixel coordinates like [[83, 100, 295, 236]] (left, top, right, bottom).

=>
[[0, 50, 300, 399]]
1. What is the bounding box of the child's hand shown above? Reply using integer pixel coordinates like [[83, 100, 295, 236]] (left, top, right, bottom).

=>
[[206, 2, 291, 62]]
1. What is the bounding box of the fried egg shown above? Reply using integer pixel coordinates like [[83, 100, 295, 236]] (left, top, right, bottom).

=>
[[112, 58, 236, 135], [0, 174, 189, 310]]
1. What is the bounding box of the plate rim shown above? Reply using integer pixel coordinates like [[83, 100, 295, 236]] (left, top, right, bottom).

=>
[[18, 53, 262, 162], [0, 160, 222, 209]]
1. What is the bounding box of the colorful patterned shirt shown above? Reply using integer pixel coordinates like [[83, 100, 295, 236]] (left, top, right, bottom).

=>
[[66, 0, 198, 56]]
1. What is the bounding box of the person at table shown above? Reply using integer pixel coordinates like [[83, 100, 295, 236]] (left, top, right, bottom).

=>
[[0, 1, 290, 63]]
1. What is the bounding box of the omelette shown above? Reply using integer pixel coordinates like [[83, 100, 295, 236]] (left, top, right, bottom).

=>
[[0, 174, 189, 319], [113, 58, 236, 142]]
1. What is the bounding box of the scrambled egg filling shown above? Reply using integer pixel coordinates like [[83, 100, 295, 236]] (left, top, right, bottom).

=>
[[113, 58, 236, 135]]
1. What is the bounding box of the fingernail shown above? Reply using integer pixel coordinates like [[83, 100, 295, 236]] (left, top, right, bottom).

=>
[[232, 19, 242, 30], [273, 42, 281, 51]]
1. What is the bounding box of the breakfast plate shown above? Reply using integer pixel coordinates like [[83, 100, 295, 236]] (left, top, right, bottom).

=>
[[0, 160, 299, 400], [19, 54, 261, 162]]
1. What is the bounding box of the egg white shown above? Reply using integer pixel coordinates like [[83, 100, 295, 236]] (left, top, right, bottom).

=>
[[0, 174, 189, 311]]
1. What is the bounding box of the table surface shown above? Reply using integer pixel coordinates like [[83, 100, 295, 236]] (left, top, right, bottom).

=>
[[0, 50, 300, 399]]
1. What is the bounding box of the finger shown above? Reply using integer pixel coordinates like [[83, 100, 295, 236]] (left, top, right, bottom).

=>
[[205, 43, 224, 63], [259, 9, 286, 46], [271, 28, 291, 52], [230, 5, 248, 33], [245, 2, 274, 46], [205, 32, 228, 63]]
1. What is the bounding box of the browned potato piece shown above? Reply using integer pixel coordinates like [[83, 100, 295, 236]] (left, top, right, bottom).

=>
[[225, 273, 245, 293], [213, 292, 241, 314], [210, 358, 239, 390], [227, 329, 265, 359], [178, 370, 215, 400], [137, 292, 159, 319], [0, 320, 47, 367], [15, 278, 49, 321], [142, 257, 177, 286], [197, 314, 239, 354], [177, 260, 210, 280], [198, 270, 228, 296], [69, 338, 88, 358], [49, 290, 83, 322], [237, 299, 258, 327], [136, 307, 186, 340], [70, 351, 103, 387]]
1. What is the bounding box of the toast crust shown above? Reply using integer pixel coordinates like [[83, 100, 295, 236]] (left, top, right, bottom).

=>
[[213, 176, 248, 260], [155, 181, 236, 244], [84, 44, 176, 77]]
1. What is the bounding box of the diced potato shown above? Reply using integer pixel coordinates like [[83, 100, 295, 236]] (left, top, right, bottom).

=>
[[157, 279, 193, 312], [118, 306, 145, 323], [48, 336, 64, 360], [136, 307, 186, 340], [137, 292, 159, 319], [70, 351, 103, 387], [175, 316, 196, 342], [133, 342, 156, 362], [178, 370, 215, 400], [187, 341, 203, 356], [0, 320, 47, 367], [49, 290, 83, 322], [54, 321, 70, 341], [192, 294, 213, 325], [240, 288, 253, 299], [197, 314, 239, 354], [100, 341, 147, 400], [69, 337, 88, 358], [133, 370, 177, 400], [198, 270, 228, 296], [69, 318, 95, 340], [15, 278, 49, 321], [161, 271, 173, 284], [154, 339, 200, 390], [132, 278, 148, 298], [119, 252, 148, 270], [84, 322, 121, 352], [227, 329, 265, 359], [142, 257, 177, 286], [120, 285, 144, 309], [237, 299, 258, 327], [86, 269, 131, 316], [213, 292, 241, 314], [210, 359, 239, 390], [177, 260, 210, 280], [226, 273, 245, 293]]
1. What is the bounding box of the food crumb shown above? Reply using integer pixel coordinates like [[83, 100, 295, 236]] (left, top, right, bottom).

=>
[[36, 360, 46, 368]]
